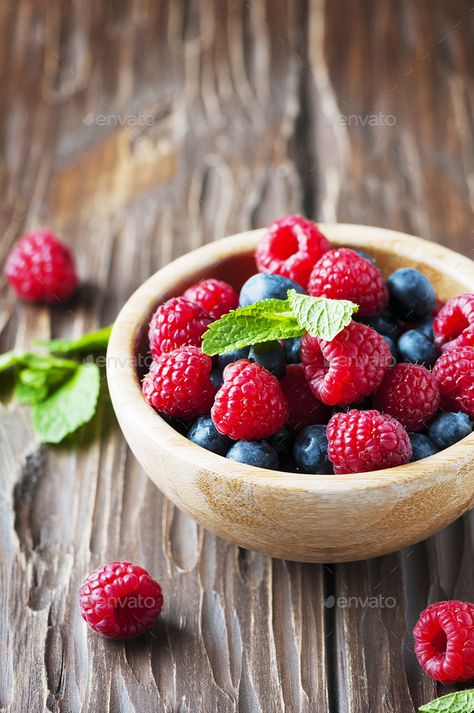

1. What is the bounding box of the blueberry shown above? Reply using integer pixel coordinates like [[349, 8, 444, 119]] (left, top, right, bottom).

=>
[[284, 337, 301, 364], [417, 318, 435, 341], [360, 310, 399, 338], [409, 433, 439, 461], [387, 268, 436, 322], [217, 346, 250, 370], [210, 366, 223, 389], [239, 273, 305, 307], [161, 414, 190, 435], [354, 249, 376, 265], [293, 425, 332, 474], [428, 411, 473, 449], [249, 340, 286, 378], [382, 335, 398, 363], [188, 415, 231, 455], [267, 425, 293, 457], [226, 440, 279, 469], [397, 329, 439, 368]]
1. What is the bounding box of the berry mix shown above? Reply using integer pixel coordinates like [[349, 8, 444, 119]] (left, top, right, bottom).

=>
[[140, 215, 474, 474]]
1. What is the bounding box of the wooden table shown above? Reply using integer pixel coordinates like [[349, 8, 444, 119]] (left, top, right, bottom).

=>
[[1, 2, 473, 711]]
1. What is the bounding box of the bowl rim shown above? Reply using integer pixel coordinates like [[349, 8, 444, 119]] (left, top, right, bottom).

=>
[[107, 223, 474, 493]]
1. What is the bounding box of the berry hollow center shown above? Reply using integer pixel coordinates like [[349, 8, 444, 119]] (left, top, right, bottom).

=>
[[432, 626, 448, 657], [271, 229, 299, 259]]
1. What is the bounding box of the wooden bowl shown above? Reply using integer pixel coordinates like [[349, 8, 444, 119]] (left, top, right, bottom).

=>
[[107, 224, 474, 562]]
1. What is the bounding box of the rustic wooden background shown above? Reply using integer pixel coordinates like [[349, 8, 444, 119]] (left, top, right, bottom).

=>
[[0, 1, 473, 711]]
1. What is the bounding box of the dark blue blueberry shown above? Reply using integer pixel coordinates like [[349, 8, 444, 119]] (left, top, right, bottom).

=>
[[382, 335, 398, 363], [249, 340, 286, 378], [210, 366, 223, 389], [188, 415, 232, 455], [160, 413, 191, 435], [226, 440, 279, 469], [360, 310, 399, 338], [409, 433, 439, 461], [267, 425, 293, 457], [239, 273, 305, 307], [387, 268, 436, 322], [417, 318, 435, 341], [217, 346, 250, 370], [354, 249, 376, 265], [397, 329, 439, 368], [284, 337, 301, 364], [293, 425, 332, 474], [428, 411, 473, 449]]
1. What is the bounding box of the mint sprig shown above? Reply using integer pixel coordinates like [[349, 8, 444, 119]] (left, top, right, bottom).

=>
[[420, 689, 474, 713], [36, 324, 113, 355], [201, 290, 358, 355]]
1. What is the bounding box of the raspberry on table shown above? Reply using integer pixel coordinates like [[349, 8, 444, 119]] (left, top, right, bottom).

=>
[[255, 215, 330, 288], [80, 561, 163, 638], [413, 600, 474, 684], [142, 346, 216, 420], [307, 248, 388, 317], [301, 321, 392, 406], [148, 296, 211, 358], [433, 346, 474, 418], [373, 363, 441, 432], [211, 359, 288, 440], [327, 409, 412, 473], [183, 278, 238, 319], [433, 294, 474, 351], [4, 229, 78, 302], [280, 363, 329, 431]]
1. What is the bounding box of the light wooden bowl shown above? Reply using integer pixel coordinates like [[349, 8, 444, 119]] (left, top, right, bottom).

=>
[[107, 224, 474, 562]]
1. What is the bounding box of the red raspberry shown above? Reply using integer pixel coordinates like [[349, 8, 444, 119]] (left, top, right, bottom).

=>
[[373, 363, 441, 432], [142, 346, 216, 420], [307, 248, 388, 317], [413, 600, 474, 684], [211, 359, 288, 440], [255, 215, 330, 288], [80, 561, 163, 638], [4, 229, 78, 302], [280, 364, 329, 431], [327, 409, 412, 473], [148, 297, 211, 358], [434, 294, 474, 350], [433, 346, 474, 418], [301, 321, 392, 406], [183, 278, 238, 319]]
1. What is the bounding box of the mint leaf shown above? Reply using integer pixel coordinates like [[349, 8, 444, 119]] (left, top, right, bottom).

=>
[[15, 359, 78, 405], [32, 363, 100, 443], [420, 690, 474, 713], [288, 290, 358, 341], [36, 325, 113, 354], [0, 351, 27, 374], [202, 299, 304, 355]]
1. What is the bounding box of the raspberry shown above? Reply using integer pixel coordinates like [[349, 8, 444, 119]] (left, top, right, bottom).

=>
[[211, 359, 288, 440], [327, 409, 412, 473], [433, 346, 474, 418], [142, 346, 216, 420], [373, 364, 441, 432], [4, 229, 78, 302], [413, 600, 474, 684], [148, 297, 211, 358], [255, 215, 330, 288], [308, 248, 388, 317], [280, 364, 329, 431], [434, 294, 474, 350], [301, 321, 392, 406], [183, 278, 238, 319], [80, 561, 163, 638]]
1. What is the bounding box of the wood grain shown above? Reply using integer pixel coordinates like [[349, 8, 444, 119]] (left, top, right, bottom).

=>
[[0, 1, 473, 711]]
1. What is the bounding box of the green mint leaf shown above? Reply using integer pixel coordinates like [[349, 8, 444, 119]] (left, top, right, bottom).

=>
[[288, 290, 358, 341], [202, 299, 304, 355], [36, 325, 113, 354], [420, 690, 474, 713], [15, 359, 78, 405], [32, 363, 100, 444], [0, 350, 27, 374]]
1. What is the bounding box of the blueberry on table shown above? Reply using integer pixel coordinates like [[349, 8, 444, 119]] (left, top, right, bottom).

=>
[[217, 346, 250, 370], [188, 415, 232, 455], [226, 440, 279, 469], [409, 433, 439, 461], [284, 337, 301, 364], [387, 268, 436, 322], [249, 340, 286, 378], [239, 273, 305, 307], [397, 329, 439, 367], [428, 411, 473, 449], [360, 310, 399, 338], [293, 425, 332, 474], [267, 425, 293, 457], [417, 318, 435, 341]]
